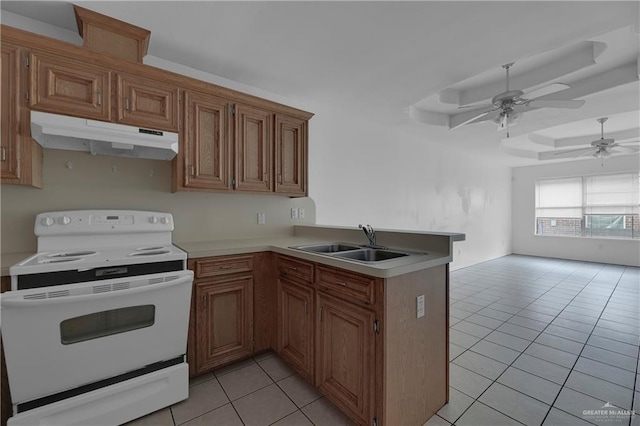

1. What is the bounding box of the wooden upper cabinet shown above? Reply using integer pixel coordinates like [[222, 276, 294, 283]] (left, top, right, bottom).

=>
[[316, 292, 376, 425], [29, 51, 111, 121], [1, 44, 21, 182], [182, 90, 231, 190], [275, 114, 307, 196], [1, 42, 42, 187], [234, 104, 273, 192], [116, 73, 179, 131]]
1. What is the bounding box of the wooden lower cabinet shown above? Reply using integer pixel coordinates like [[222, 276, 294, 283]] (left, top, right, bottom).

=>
[[316, 292, 376, 426], [277, 277, 314, 382], [195, 275, 254, 373]]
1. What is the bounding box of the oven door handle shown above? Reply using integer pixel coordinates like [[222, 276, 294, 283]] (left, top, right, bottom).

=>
[[1, 271, 193, 307]]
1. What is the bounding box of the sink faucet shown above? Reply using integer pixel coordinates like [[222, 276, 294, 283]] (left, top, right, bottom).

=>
[[359, 224, 377, 247]]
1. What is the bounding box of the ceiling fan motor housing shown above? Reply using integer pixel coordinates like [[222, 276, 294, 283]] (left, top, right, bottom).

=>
[[492, 90, 524, 107]]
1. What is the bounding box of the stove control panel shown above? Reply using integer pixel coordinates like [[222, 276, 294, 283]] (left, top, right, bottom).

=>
[[34, 210, 175, 236]]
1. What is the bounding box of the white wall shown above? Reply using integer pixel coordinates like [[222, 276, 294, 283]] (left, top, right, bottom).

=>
[[309, 106, 513, 270], [512, 155, 640, 266]]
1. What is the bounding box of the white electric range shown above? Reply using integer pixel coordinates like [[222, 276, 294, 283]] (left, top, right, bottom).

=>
[[2, 210, 193, 426]]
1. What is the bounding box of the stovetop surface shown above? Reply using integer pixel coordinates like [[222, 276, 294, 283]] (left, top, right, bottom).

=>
[[10, 244, 187, 276]]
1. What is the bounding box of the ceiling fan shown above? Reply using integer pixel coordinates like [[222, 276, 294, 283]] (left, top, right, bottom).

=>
[[548, 117, 640, 164], [452, 63, 585, 136]]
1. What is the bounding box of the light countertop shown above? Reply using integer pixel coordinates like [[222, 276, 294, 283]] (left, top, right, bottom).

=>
[[2, 226, 465, 279]]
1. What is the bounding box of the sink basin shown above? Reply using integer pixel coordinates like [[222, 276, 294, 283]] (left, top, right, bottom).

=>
[[291, 243, 361, 253], [335, 249, 409, 262]]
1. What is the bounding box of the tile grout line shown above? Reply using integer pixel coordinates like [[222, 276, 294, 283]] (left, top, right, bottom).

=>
[[539, 265, 627, 426], [449, 259, 606, 425]]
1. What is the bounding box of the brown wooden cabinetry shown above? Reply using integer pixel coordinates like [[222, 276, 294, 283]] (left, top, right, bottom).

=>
[[176, 90, 231, 191], [189, 255, 254, 375], [234, 103, 273, 193], [277, 276, 314, 382], [316, 292, 376, 425], [1, 42, 42, 187], [195, 275, 253, 373], [28, 51, 111, 121], [116, 73, 179, 131], [275, 114, 307, 196]]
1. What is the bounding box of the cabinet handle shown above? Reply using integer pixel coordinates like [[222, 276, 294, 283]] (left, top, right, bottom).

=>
[[189, 165, 195, 177], [97, 92, 102, 106], [304, 299, 308, 315], [219, 265, 233, 270], [202, 295, 207, 309], [335, 280, 347, 286], [125, 98, 130, 111], [1, 147, 6, 162], [264, 172, 268, 181], [319, 307, 323, 321], [278, 174, 282, 184], [289, 266, 298, 271]]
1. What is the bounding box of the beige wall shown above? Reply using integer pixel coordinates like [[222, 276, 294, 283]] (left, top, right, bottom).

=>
[[1, 149, 315, 254]]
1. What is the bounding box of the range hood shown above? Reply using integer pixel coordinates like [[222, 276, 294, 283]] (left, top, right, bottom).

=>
[[30, 111, 179, 160]]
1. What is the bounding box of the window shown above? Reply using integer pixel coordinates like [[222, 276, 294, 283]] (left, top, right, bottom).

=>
[[535, 172, 639, 239]]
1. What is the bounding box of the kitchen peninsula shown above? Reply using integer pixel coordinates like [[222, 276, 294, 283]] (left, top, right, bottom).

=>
[[176, 224, 464, 426]]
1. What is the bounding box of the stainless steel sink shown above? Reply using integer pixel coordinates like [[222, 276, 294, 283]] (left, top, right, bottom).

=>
[[290, 243, 361, 253], [334, 249, 409, 262], [290, 242, 421, 264]]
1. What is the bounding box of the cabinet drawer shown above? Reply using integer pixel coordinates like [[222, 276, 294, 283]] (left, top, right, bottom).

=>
[[277, 255, 313, 284], [317, 266, 376, 306], [194, 255, 254, 279]]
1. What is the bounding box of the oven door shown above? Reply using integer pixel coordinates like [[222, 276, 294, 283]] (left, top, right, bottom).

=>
[[1, 269, 193, 405]]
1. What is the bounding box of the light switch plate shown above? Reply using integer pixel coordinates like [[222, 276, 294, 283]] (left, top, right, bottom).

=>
[[298, 208, 305, 219], [291, 208, 299, 219], [257, 212, 266, 225]]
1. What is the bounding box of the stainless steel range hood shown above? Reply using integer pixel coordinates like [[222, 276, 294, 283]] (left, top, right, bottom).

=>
[[30, 111, 179, 160]]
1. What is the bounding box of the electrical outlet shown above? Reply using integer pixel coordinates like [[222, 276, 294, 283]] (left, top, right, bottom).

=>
[[291, 208, 299, 219], [298, 208, 305, 219], [257, 212, 266, 225], [417, 294, 425, 318]]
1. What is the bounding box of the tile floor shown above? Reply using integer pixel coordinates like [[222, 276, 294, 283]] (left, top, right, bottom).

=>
[[129, 255, 639, 426]]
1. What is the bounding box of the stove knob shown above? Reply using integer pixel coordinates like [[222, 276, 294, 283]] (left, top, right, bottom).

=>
[[149, 216, 159, 224], [41, 216, 55, 227], [57, 216, 71, 225], [160, 216, 170, 225]]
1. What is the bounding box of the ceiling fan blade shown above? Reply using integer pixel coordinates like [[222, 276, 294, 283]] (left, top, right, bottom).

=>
[[450, 110, 491, 130], [524, 83, 569, 99], [526, 99, 585, 109], [613, 145, 640, 154], [458, 103, 492, 110], [551, 147, 595, 158]]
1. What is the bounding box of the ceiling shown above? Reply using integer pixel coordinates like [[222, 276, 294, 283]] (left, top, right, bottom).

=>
[[1, 1, 639, 167]]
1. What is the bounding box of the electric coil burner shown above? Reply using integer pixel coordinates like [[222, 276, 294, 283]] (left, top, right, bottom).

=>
[[2, 210, 193, 426]]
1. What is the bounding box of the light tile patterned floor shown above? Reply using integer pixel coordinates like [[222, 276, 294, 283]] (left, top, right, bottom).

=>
[[130, 255, 639, 426]]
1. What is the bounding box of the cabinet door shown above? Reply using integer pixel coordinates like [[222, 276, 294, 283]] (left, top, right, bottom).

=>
[[275, 114, 307, 196], [116, 73, 179, 131], [182, 90, 231, 190], [196, 276, 254, 373], [317, 292, 376, 425], [277, 277, 314, 381], [234, 104, 272, 192], [29, 51, 111, 120], [1, 44, 21, 182]]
